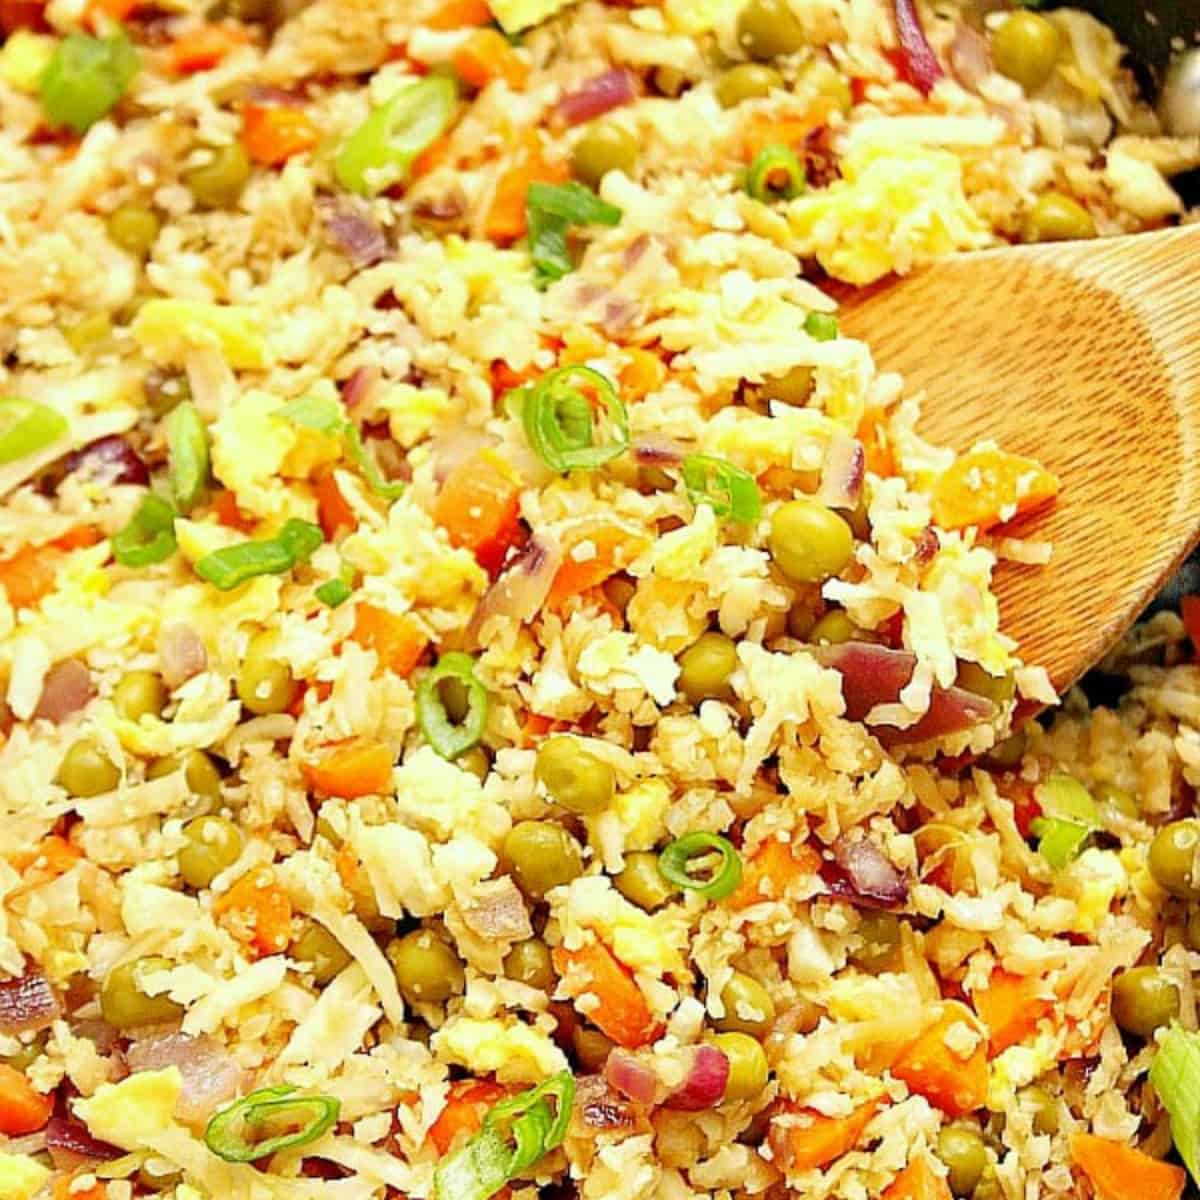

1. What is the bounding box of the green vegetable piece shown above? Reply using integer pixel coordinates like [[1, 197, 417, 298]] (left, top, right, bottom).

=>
[[183, 142, 252, 210], [520, 365, 629, 472], [990, 11, 1061, 93], [344, 424, 406, 499], [0, 398, 67, 464], [570, 121, 638, 189], [677, 631, 738, 706], [535, 735, 614, 815], [526, 180, 622, 284], [681, 454, 761, 521], [40, 29, 139, 134], [804, 311, 839, 341], [205, 1085, 340, 1163], [111, 493, 177, 568], [335, 76, 457, 197], [1031, 773, 1100, 868], [745, 144, 806, 203], [106, 205, 160, 257], [195, 520, 322, 590], [416, 651, 489, 760], [658, 832, 742, 901], [165, 402, 209, 513], [737, 0, 807, 60], [714, 63, 781, 108], [1149, 1024, 1200, 1189], [316, 577, 352, 607], [1112, 967, 1179, 1039]]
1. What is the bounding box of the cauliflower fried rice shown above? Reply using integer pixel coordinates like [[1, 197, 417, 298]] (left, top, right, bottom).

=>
[[2, 0, 1200, 1197]]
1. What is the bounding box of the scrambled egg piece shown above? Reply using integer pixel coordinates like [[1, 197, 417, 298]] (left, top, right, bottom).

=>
[[378, 383, 450, 448], [662, 0, 739, 34], [131, 300, 269, 369], [0, 1154, 50, 1200], [576, 633, 679, 708], [75, 1068, 182, 1150], [558, 875, 686, 976], [1063, 848, 1128, 934], [987, 1034, 1058, 1110], [788, 141, 989, 285], [700, 405, 836, 477], [642, 503, 718, 581], [209, 390, 303, 521], [0, 30, 55, 92], [588, 778, 671, 853], [393, 746, 510, 848], [431, 1017, 568, 1084], [924, 538, 1010, 678]]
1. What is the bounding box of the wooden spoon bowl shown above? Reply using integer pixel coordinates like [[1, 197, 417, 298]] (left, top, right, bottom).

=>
[[839, 224, 1200, 693]]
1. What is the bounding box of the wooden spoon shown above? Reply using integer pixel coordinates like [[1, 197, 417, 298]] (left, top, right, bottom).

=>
[[838, 224, 1200, 694]]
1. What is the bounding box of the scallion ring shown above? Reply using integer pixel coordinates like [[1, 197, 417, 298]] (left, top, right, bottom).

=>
[[745, 144, 806, 204], [520, 365, 629, 473], [111, 493, 177, 568], [416, 652, 489, 760], [680, 454, 761, 522], [658, 832, 742, 900], [194, 519, 323, 591], [276, 518, 324, 565], [0, 398, 68, 465], [205, 1085, 340, 1163], [165, 401, 209, 514]]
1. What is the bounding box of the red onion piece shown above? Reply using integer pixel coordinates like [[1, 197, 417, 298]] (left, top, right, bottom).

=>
[[893, 0, 944, 96], [0, 970, 61, 1034], [33, 659, 93, 724], [466, 535, 562, 646], [632, 438, 685, 468], [126, 1033, 243, 1124], [667, 1044, 729, 1111], [948, 22, 991, 92], [572, 1074, 640, 1132], [817, 432, 865, 511], [813, 641, 995, 744], [913, 526, 939, 566], [341, 365, 379, 412], [605, 1049, 657, 1105], [324, 207, 389, 268], [62, 436, 149, 488], [461, 878, 531, 941], [556, 68, 637, 127], [45, 1117, 122, 1170], [158, 624, 207, 691], [71, 1018, 119, 1056], [829, 834, 910, 907], [246, 84, 305, 107]]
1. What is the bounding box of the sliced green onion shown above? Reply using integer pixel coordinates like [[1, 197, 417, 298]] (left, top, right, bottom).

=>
[[40, 29, 139, 135], [681, 455, 761, 522], [526, 181, 622, 284], [316, 577, 352, 608], [165, 402, 209, 514], [205, 1085, 339, 1164], [335, 76, 457, 197], [276, 518, 323, 564], [434, 1073, 575, 1200], [0, 398, 67, 465], [520, 365, 629, 473], [658, 832, 742, 900], [111, 494, 177, 568], [195, 520, 322, 591], [416, 651, 489, 760], [1150, 1024, 1200, 1188], [1029, 773, 1100, 868], [1029, 817, 1090, 869], [345, 425, 406, 500], [804, 312, 839, 342], [746, 144, 806, 204]]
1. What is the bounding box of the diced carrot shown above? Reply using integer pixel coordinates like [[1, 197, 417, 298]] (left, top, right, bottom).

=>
[[490, 357, 541, 397], [892, 1001, 988, 1117], [1182, 595, 1200, 660], [412, 133, 453, 180], [552, 941, 659, 1049], [425, 0, 491, 29], [315, 467, 358, 539], [302, 738, 394, 800], [727, 838, 821, 909], [619, 348, 667, 402], [54, 1180, 106, 1200], [882, 1156, 953, 1200], [0, 0, 47, 34], [932, 448, 1059, 533], [0, 1064, 53, 1135], [519, 712, 558, 748], [242, 101, 319, 166], [427, 1079, 507, 1154], [1069, 1134, 1186, 1200], [972, 970, 1051, 1055], [453, 28, 530, 92], [351, 604, 428, 678], [11, 834, 83, 882], [739, 110, 829, 163], [165, 22, 249, 73], [857, 405, 895, 478], [54, 525, 102, 551], [0, 525, 99, 611], [212, 489, 255, 532], [545, 522, 647, 611], [214, 869, 293, 957], [778, 1098, 883, 1172], [434, 453, 523, 575], [483, 133, 569, 244]]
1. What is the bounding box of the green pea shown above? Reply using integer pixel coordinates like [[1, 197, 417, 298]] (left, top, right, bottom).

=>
[[715, 971, 775, 1036], [991, 11, 1061, 94], [291, 920, 351, 985], [1023, 1084, 1059, 1135], [714, 63, 782, 109], [1111, 966, 1179, 1038], [954, 662, 1016, 707], [183, 142, 252, 210], [1148, 820, 1200, 898], [100, 956, 185, 1029], [386, 930, 465, 1005], [651, 65, 689, 97], [796, 57, 852, 115], [1024, 192, 1096, 243], [58, 738, 120, 797], [535, 736, 614, 815], [503, 938, 556, 992], [936, 1125, 988, 1197], [237, 632, 298, 716], [602, 575, 636, 616], [113, 670, 167, 723], [850, 910, 901, 973], [710, 1031, 768, 1101], [503, 820, 584, 901], [146, 749, 222, 800], [106, 204, 161, 257], [808, 609, 860, 645], [572, 1025, 614, 1072], [615, 851, 678, 911], [178, 815, 243, 890], [570, 121, 638, 190], [677, 632, 738, 706], [737, 0, 806, 60], [769, 499, 854, 583], [760, 365, 814, 407], [972, 1168, 1003, 1200]]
